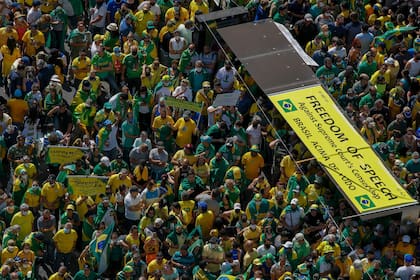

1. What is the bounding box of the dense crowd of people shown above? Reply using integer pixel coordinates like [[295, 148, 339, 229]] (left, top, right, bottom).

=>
[[0, 0, 418, 279]]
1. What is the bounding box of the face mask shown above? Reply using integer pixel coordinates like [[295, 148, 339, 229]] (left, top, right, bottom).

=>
[[7, 246, 14, 252], [255, 201, 261, 206], [358, 254, 364, 258], [413, 159, 419, 163], [64, 228, 71, 234], [24, 163, 30, 168], [250, 224, 256, 231], [174, 35, 180, 40], [210, 244, 217, 249], [132, 51, 137, 56], [368, 122, 375, 128], [23, 248, 30, 253], [352, 228, 358, 233], [181, 85, 186, 90], [196, 67, 202, 72], [141, 93, 146, 98], [163, 82, 170, 87], [21, 210, 28, 216]]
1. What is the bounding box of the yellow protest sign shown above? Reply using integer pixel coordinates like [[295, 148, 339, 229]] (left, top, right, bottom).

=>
[[165, 96, 203, 112], [67, 176, 108, 197], [46, 146, 88, 164], [269, 85, 417, 213]]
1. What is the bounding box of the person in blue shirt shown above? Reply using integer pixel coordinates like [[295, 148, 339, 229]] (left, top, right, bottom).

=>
[[107, 0, 123, 23], [171, 244, 196, 276], [254, 0, 270, 21]]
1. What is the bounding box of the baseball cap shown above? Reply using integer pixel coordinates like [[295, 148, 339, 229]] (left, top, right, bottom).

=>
[[291, 198, 298, 205], [304, 13, 313, 21], [234, 203, 241, 210], [183, 110, 191, 118], [66, 204, 75, 211], [404, 254, 413, 263], [283, 241, 293, 248], [100, 156, 110, 166], [402, 235, 411, 243]]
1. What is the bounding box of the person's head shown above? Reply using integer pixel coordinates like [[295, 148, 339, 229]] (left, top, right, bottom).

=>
[[63, 222, 72, 233], [77, 20, 85, 31]]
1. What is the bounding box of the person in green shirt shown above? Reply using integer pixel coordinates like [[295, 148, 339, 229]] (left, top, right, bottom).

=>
[[91, 45, 119, 93], [71, 80, 97, 111], [273, 4, 288, 24], [196, 135, 215, 161], [117, 265, 134, 280], [357, 52, 378, 77], [358, 86, 379, 109], [73, 264, 98, 280], [316, 57, 339, 88], [209, 152, 229, 188], [68, 21, 92, 59], [110, 154, 130, 174], [121, 111, 140, 161], [122, 45, 145, 95], [93, 156, 111, 176]]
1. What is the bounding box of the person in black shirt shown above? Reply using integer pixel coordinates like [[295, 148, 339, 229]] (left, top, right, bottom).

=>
[[47, 102, 73, 135]]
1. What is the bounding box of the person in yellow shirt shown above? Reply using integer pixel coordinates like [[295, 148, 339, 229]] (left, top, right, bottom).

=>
[[17, 242, 35, 264], [147, 252, 167, 275], [107, 169, 132, 194], [279, 150, 298, 183], [134, 4, 155, 37], [22, 24, 45, 57], [165, 0, 189, 23], [395, 235, 415, 266], [189, 0, 209, 21], [14, 155, 37, 184], [171, 111, 197, 148], [178, 192, 195, 226], [23, 181, 41, 215], [0, 24, 19, 47], [48, 265, 70, 280], [202, 237, 224, 273], [349, 259, 363, 280], [41, 174, 65, 216], [171, 144, 197, 166], [75, 195, 96, 221], [1, 239, 19, 264], [78, 71, 101, 95], [241, 145, 265, 181], [7, 90, 29, 125], [195, 201, 214, 239], [71, 49, 91, 89], [53, 223, 78, 269], [10, 204, 34, 243], [0, 37, 20, 81]]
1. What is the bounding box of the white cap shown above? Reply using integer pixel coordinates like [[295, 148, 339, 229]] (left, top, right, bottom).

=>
[[291, 198, 298, 205], [234, 203, 241, 210], [353, 259, 363, 270], [402, 235, 411, 243], [385, 57, 395, 65], [100, 156, 110, 166], [283, 241, 293, 248]]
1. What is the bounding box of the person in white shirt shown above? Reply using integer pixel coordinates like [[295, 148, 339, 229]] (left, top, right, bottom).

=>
[[27, 1, 42, 26], [172, 79, 193, 101], [169, 30, 187, 60], [124, 186, 142, 227], [246, 116, 263, 146], [256, 239, 276, 257], [215, 61, 236, 93]]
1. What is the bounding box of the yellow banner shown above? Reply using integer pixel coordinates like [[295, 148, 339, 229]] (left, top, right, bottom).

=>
[[67, 176, 108, 197], [269, 85, 417, 213], [165, 97, 203, 112], [46, 146, 88, 164]]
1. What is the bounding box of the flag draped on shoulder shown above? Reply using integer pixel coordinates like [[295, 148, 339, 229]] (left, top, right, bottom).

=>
[[89, 222, 114, 275]]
